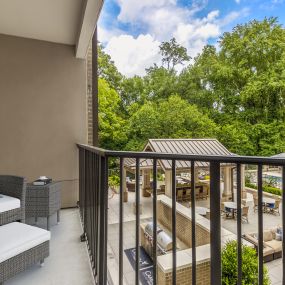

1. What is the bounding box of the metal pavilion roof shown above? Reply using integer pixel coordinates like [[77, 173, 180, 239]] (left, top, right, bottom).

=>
[[124, 139, 236, 171], [271, 153, 285, 158]]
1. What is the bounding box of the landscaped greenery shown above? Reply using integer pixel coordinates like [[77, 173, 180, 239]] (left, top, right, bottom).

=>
[[98, 17, 285, 156], [222, 241, 270, 285], [245, 182, 282, 196]]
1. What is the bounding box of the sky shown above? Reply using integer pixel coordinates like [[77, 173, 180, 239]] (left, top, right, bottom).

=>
[[98, 0, 285, 77]]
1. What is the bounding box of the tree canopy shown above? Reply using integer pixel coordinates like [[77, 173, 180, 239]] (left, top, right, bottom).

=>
[[98, 18, 285, 156]]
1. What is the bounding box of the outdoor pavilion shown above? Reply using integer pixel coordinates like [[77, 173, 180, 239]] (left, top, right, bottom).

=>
[[123, 139, 246, 201]]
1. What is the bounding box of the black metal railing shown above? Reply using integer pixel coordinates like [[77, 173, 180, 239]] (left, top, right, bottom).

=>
[[77, 143, 285, 285]]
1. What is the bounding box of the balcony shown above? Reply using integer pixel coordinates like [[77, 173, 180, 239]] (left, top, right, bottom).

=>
[[77, 143, 285, 285]]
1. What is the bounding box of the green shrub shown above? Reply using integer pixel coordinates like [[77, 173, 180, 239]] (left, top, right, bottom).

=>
[[222, 240, 270, 285], [109, 175, 120, 187], [245, 182, 281, 196]]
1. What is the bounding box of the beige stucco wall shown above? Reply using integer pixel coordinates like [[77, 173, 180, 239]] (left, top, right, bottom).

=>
[[0, 34, 87, 208]]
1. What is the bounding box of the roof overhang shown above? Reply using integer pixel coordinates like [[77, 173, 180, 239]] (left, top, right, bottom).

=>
[[0, 0, 104, 59]]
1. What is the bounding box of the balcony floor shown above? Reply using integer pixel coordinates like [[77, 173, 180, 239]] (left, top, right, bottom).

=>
[[6, 209, 94, 285]]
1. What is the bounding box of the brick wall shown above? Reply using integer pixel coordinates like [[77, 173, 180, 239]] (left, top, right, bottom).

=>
[[157, 201, 210, 248], [157, 261, 210, 285]]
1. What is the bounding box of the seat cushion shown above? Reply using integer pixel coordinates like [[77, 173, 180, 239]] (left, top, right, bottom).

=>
[[264, 230, 273, 242], [266, 240, 282, 252], [263, 245, 274, 256], [0, 222, 50, 263], [0, 194, 20, 213]]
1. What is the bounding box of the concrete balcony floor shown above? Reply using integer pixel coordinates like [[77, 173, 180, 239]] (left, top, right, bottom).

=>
[[6, 209, 94, 285]]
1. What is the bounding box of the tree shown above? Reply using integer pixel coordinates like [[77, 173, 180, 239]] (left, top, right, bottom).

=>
[[249, 122, 285, 156], [125, 95, 218, 150], [159, 38, 190, 70], [222, 241, 270, 285], [177, 45, 218, 114], [218, 123, 255, 155], [143, 65, 178, 101], [219, 17, 285, 124], [119, 76, 146, 112], [98, 44, 123, 90], [98, 79, 127, 150]]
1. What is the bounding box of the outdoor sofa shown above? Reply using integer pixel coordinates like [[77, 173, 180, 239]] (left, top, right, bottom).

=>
[[0, 175, 26, 226], [243, 228, 282, 262], [0, 222, 50, 284]]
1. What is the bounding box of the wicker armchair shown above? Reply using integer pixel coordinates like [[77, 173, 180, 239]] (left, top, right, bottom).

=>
[[0, 175, 27, 226]]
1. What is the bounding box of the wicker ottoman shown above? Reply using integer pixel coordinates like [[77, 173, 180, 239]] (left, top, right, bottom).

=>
[[0, 222, 50, 284]]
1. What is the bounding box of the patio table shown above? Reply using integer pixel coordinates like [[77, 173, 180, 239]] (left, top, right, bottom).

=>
[[263, 197, 275, 204], [262, 197, 276, 212], [224, 202, 237, 218], [26, 182, 61, 230]]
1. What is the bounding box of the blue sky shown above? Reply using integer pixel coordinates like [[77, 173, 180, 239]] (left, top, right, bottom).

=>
[[98, 0, 285, 77]]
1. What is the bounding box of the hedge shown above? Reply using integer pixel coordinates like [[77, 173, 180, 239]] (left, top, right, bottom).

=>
[[245, 182, 282, 196]]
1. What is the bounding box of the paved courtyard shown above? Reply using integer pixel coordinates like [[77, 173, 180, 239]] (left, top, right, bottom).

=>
[[107, 191, 282, 285]]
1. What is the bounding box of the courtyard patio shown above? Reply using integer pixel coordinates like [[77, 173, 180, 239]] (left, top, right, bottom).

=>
[[107, 190, 283, 285]]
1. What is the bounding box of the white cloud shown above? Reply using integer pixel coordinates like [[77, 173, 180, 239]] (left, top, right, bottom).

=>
[[116, 0, 177, 23], [235, 0, 241, 4], [99, 0, 248, 77], [98, 26, 124, 44], [104, 34, 162, 77]]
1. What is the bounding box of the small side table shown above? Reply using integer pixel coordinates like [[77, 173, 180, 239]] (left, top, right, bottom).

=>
[[26, 182, 61, 230]]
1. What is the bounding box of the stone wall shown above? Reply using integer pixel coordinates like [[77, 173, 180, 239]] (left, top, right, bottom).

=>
[[157, 201, 210, 248], [157, 261, 210, 285]]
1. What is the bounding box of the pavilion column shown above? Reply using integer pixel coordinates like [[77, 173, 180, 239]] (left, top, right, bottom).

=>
[[142, 169, 151, 197], [165, 170, 172, 198], [122, 167, 128, 202], [223, 167, 232, 200], [241, 164, 247, 199]]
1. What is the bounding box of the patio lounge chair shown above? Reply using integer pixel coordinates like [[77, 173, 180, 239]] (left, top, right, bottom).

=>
[[0, 175, 26, 226], [243, 229, 282, 261]]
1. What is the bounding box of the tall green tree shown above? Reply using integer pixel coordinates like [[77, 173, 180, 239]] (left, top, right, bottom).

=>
[[98, 79, 127, 150], [125, 95, 218, 150], [159, 38, 190, 70], [220, 17, 285, 124], [98, 45, 123, 90]]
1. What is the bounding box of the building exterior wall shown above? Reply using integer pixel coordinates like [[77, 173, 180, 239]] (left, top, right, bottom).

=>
[[0, 34, 87, 208]]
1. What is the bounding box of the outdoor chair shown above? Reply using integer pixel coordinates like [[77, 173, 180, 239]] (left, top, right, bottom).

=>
[[241, 206, 249, 223], [0, 175, 26, 226], [177, 189, 183, 202], [253, 196, 258, 212], [200, 188, 208, 200], [221, 202, 232, 218], [221, 202, 226, 216], [183, 189, 191, 201]]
